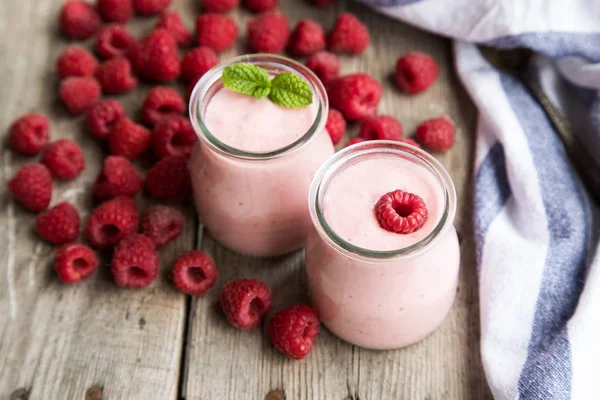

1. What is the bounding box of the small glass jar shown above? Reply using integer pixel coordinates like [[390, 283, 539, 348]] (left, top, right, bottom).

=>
[[305, 141, 460, 349], [189, 54, 334, 257]]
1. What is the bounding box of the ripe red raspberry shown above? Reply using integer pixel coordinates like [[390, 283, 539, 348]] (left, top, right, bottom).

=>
[[375, 190, 428, 234], [41, 139, 85, 180], [345, 137, 365, 147], [57, 46, 98, 79], [86, 99, 126, 140], [96, 25, 135, 59], [399, 137, 421, 148], [93, 156, 143, 201], [289, 20, 325, 57], [325, 109, 345, 145], [55, 244, 99, 283], [59, 77, 101, 115], [416, 116, 455, 152], [142, 87, 186, 126], [128, 29, 180, 82], [196, 14, 238, 53], [327, 13, 369, 54], [180, 47, 219, 83], [9, 113, 50, 155], [140, 205, 184, 248], [220, 279, 272, 329], [395, 52, 439, 95], [268, 304, 320, 360], [111, 233, 159, 288], [145, 155, 192, 201], [59, 1, 102, 40], [96, 57, 138, 94], [132, 0, 172, 15], [7, 163, 52, 212], [36, 202, 80, 245], [152, 116, 196, 159], [85, 196, 139, 249], [172, 250, 217, 295], [305, 51, 340, 84], [248, 11, 290, 54], [203, 0, 239, 13], [97, 0, 134, 23], [312, 0, 335, 6], [328, 73, 382, 122], [243, 0, 277, 12], [109, 118, 152, 159], [156, 11, 192, 46], [359, 115, 403, 141]]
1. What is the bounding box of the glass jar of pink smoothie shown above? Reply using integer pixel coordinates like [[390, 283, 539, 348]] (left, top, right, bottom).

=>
[[189, 55, 334, 257], [306, 141, 459, 349]]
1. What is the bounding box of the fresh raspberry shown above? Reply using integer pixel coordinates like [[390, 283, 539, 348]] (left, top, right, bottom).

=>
[[416, 116, 455, 152], [57, 46, 98, 79], [152, 116, 196, 159], [196, 14, 238, 53], [142, 87, 186, 126], [59, 77, 101, 115], [59, 1, 102, 40], [325, 109, 345, 145], [395, 52, 439, 95], [156, 11, 192, 46], [312, 0, 335, 6], [85, 196, 139, 249], [327, 13, 369, 54], [145, 155, 192, 201], [36, 202, 80, 245], [289, 20, 325, 57], [128, 29, 180, 82], [399, 137, 421, 148], [140, 205, 184, 248], [9, 113, 50, 155], [96, 57, 138, 94], [172, 250, 217, 295], [328, 74, 382, 122], [97, 0, 134, 23], [345, 137, 365, 147], [268, 304, 320, 360], [41, 139, 85, 180], [109, 118, 152, 159], [93, 156, 143, 201], [203, 0, 239, 13], [305, 51, 340, 84], [375, 190, 428, 234], [220, 279, 272, 329], [359, 115, 403, 141], [247, 11, 290, 54], [7, 163, 52, 212], [86, 99, 126, 140], [243, 0, 277, 12], [132, 0, 172, 15], [96, 25, 135, 59], [55, 244, 99, 283], [180, 47, 219, 83], [111, 233, 159, 289]]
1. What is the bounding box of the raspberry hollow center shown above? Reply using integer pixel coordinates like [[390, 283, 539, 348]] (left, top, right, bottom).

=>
[[374, 189, 428, 234], [249, 297, 265, 317], [73, 257, 90, 271], [101, 224, 121, 238], [186, 266, 206, 283]]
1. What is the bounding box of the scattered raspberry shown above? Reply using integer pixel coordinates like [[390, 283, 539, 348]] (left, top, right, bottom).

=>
[[248, 11, 290, 54], [109, 118, 152, 159], [59, 77, 101, 115], [156, 11, 192, 46], [140, 205, 184, 248], [327, 13, 369, 54], [345, 137, 365, 147], [399, 137, 421, 148], [85, 196, 139, 249], [289, 20, 325, 57], [395, 52, 439, 95], [128, 29, 180, 82], [59, 1, 102, 40], [268, 304, 320, 360], [111, 233, 159, 288], [172, 250, 217, 295], [132, 0, 172, 15], [36, 202, 80, 245], [7, 163, 52, 212], [359, 115, 403, 141], [145, 155, 192, 201], [243, 0, 277, 13], [142, 86, 186, 126], [328, 73, 382, 122], [203, 0, 239, 13], [97, 0, 134, 23], [41, 139, 85, 180], [416, 116, 455, 152], [93, 156, 143, 201], [220, 279, 272, 329], [305, 51, 340, 84], [325, 109, 345, 145], [86, 99, 126, 140], [96, 25, 135, 59], [375, 190, 428, 234], [196, 14, 238, 53], [152, 116, 196, 159], [9, 113, 50, 155], [312, 0, 335, 6], [55, 244, 99, 283], [180, 47, 219, 83], [96, 57, 138, 94], [57, 46, 98, 79]]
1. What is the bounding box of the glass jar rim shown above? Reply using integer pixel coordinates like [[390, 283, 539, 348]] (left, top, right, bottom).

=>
[[188, 54, 328, 161]]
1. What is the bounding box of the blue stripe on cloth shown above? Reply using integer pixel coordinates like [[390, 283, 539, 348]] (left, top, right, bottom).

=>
[[359, 0, 425, 7], [499, 73, 589, 399]]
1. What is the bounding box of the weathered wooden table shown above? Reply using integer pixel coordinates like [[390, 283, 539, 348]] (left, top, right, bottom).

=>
[[0, 0, 493, 398]]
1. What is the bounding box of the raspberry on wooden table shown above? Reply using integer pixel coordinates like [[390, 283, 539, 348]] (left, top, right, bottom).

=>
[[289, 20, 325, 57], [97, 0, 134, 23], [247, 11, 290, 54], [57, 46, 98, 79], [345, 137, 365, 147], [96, 25, 135, 59], [9, 113, 50, 155], [36, 202, 80, 245], [128, 29, 180, 82], [8, 163, 52, 212], [327, 73, 382, 122], [196, 14, 238, 53], [395, 52, 439, 95], [325, 109, 346, 145], [93, 156, 143, 201], [152, 116, 196, 159], [305, 51, 340, 84], [220, 279, 272, 329], [416, 116, 456, 152], [142, 87, 186, 126], [111, 233, 159, 289], [202, 0, 239, 13], [359, 115, 403, 141], [243, 0, 277, 13], [59, 77, 101, 115], [86, 99, 126, 140], [59, 1, 102, 40], [55, 243, 99, 284], [85, 196, 139, 249], [180, 47, 219, 83], [268, 304, 320, 360], [327, 13, 369, 54], [140, 205, 184, 248], [96, 57, 138, 94], [375, 190, 428, 234], [132, 0, 172, 15], [172, 250, 217, 295], [156, 11, 192, 46], [109, 118, 152, 159], [145, 155, 192, 201], [41, 139, 85, 180]]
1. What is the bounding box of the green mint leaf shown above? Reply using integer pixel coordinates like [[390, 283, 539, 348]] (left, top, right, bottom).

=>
[[221, 63, 271, 99], [268, 72, 313, 108]]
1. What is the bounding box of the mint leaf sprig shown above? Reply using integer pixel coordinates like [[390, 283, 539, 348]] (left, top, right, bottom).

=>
[[221, 63, 313, 109]]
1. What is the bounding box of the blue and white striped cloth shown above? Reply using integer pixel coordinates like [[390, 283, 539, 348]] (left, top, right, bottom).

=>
[[360, 1, 600, 398]]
